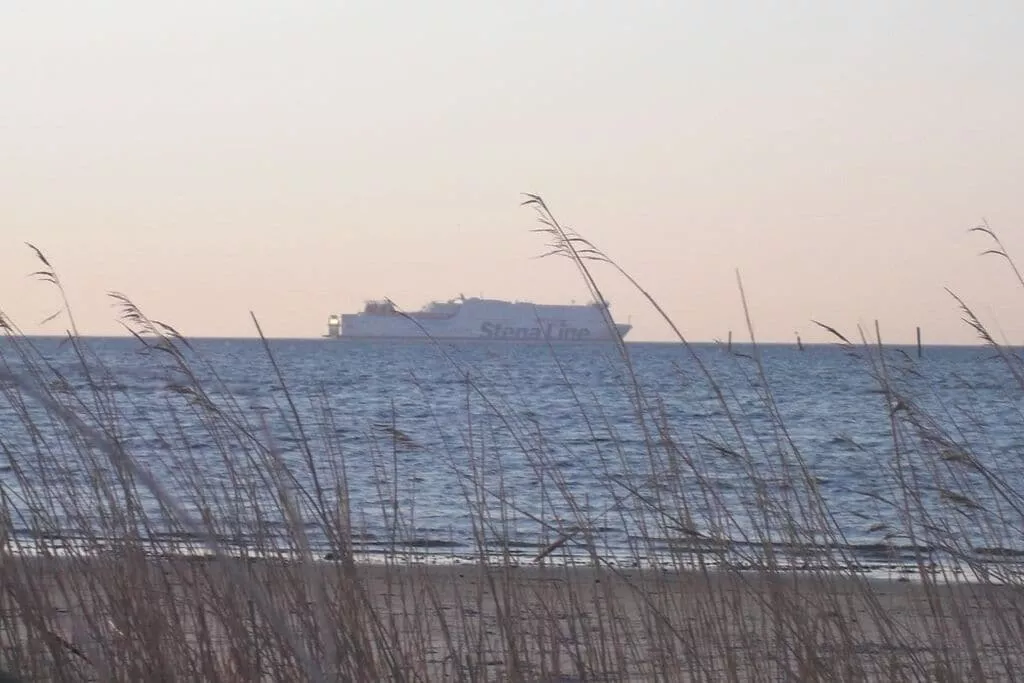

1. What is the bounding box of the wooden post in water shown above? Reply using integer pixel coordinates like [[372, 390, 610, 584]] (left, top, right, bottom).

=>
[[916, 326, 922, 358], [796, 332, 804, 351], [727, 330, 732, 352]]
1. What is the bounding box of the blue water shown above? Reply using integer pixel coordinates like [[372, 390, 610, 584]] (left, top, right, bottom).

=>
[[2, 336, 1024, 576]]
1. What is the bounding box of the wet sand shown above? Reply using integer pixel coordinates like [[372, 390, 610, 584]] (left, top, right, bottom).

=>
[[2, 554, 1022, 680]]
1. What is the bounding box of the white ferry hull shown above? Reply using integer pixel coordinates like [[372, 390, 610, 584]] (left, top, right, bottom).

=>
[[327, 297, 631, 342]]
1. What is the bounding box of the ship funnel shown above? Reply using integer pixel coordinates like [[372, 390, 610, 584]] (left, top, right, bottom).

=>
[[326, 314, 340, 338]]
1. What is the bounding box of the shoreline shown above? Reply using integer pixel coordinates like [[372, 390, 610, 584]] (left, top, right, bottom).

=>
[[4, 538, 1024, 586], [4, 544, 1019, 589]]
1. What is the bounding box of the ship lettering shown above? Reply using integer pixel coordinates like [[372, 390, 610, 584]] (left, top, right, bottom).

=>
[[479, 322, 593, 341]]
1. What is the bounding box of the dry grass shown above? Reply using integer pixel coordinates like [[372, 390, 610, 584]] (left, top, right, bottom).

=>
[[0, 201, 1022, 681]]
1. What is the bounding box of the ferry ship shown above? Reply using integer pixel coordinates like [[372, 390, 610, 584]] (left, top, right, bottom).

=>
[[325, 295, 631, 341]]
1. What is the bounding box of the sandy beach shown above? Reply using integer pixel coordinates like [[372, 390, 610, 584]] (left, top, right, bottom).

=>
[[2, 553, 1022, 681]]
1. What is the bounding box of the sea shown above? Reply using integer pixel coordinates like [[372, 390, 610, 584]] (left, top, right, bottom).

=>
[[2, 336, 1024, 581]]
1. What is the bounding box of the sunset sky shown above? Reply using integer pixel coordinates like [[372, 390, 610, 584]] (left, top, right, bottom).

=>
[[2, 2, 1022, 344]]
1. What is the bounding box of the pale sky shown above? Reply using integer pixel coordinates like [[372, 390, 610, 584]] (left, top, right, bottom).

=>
[[2, 1, 1022, 344]]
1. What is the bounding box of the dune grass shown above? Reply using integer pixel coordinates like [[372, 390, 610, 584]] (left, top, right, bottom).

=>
[[0, 200, 1022, 680]]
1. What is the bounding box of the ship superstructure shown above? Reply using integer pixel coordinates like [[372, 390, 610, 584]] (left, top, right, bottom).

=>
[[325, 295, 631, 341]]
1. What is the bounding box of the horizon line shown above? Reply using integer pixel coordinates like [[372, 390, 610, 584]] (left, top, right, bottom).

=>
[[4, 333, 1009, 349]]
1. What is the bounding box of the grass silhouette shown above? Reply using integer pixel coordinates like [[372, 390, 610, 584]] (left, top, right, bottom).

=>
[[0, 198, 1022, 680]]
